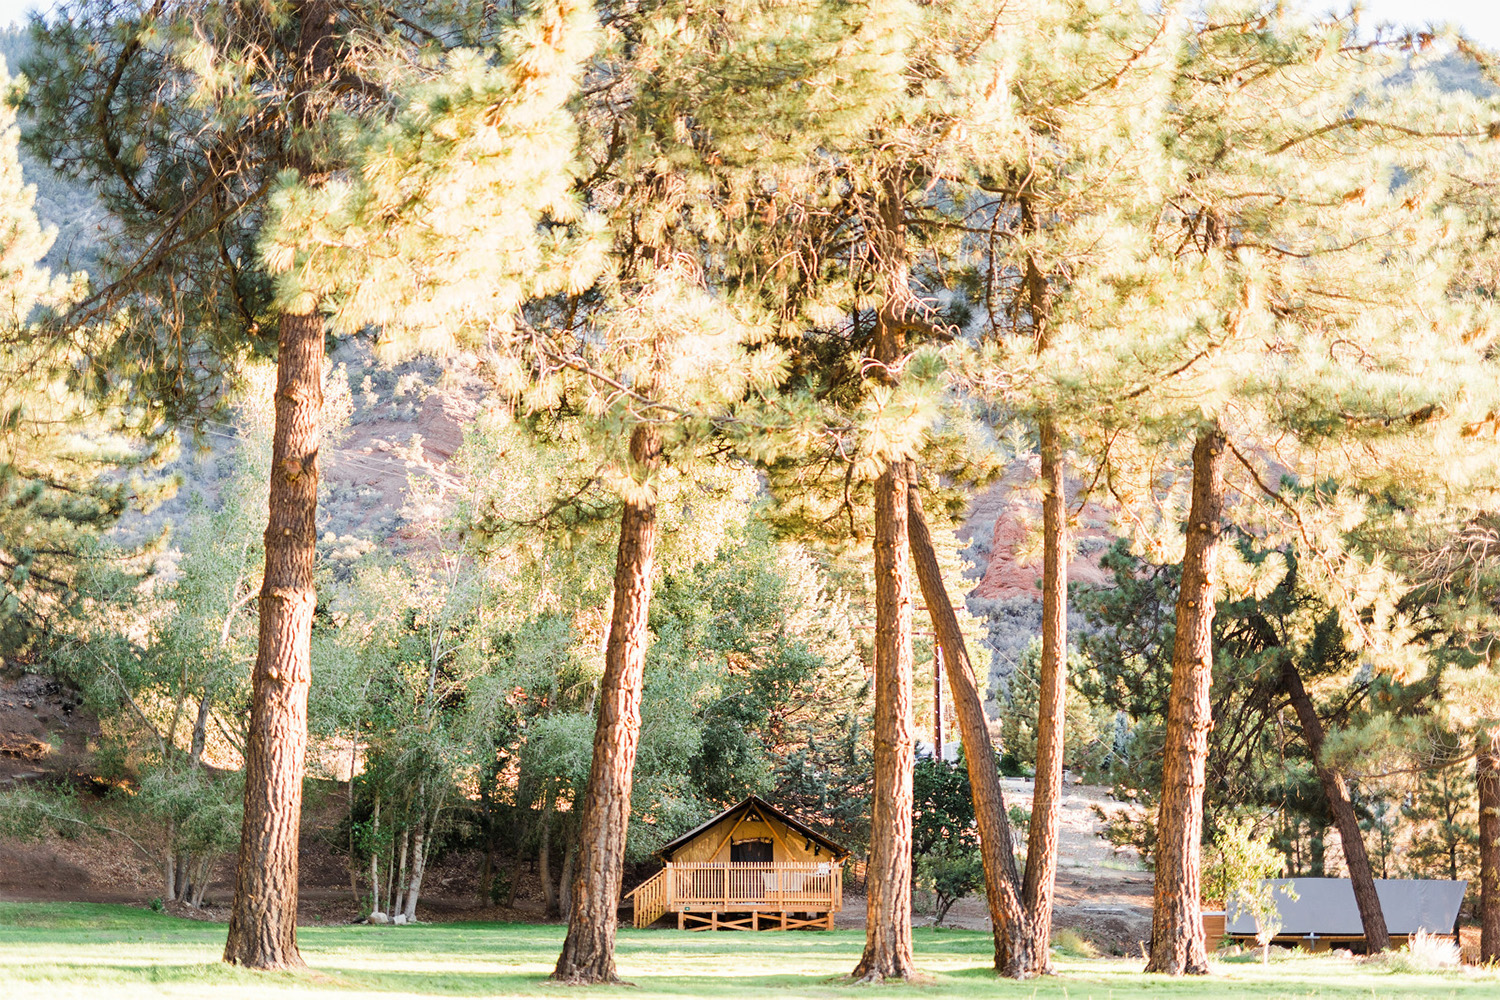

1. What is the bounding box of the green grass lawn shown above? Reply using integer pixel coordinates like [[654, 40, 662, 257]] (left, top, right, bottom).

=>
[[0, 902, 1496, 999]]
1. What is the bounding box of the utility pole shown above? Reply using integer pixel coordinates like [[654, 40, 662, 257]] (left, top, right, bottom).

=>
[[933, 646, 944, 761]]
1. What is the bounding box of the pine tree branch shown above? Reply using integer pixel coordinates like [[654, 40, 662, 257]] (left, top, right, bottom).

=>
[[1119, 348, 1212, 401], [1269, 117, 1494, 156]]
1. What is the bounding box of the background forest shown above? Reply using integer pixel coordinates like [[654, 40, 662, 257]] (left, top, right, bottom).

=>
[[3, 0, 1500, 985]]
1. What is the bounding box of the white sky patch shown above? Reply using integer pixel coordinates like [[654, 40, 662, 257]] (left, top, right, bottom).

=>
[[0, 0, 41, 29], [1317, 0, 1500, 48]]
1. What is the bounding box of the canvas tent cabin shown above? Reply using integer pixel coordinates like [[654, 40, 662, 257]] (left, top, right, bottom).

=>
[[626, 796, 848, 930], [1214, 878, 1466, 953]]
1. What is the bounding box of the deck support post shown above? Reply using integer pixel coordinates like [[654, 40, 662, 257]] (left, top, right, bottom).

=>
[[649, 861, 843, 932]]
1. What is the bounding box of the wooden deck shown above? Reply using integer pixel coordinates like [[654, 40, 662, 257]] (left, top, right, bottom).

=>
[[628, 861, 842, 929]]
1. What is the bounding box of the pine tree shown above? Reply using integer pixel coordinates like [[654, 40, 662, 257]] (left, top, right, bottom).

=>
[[1069, 9, 1500, 971], [18, 0, 491, 969], [632, 0, 1026, 976], [962, 3, 1500, 973], [960, 3, 1183, 967], [906, 484, 1034, 975], [0, 58, 170, 650], [261, 0, 795, 979], [1397, 523, 1500, 958], [222, 2, 343, 968]]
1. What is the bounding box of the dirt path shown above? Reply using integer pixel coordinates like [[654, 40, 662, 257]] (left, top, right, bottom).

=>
[[1020, 777, 1153, 956], [836, 778, 1152, 956]]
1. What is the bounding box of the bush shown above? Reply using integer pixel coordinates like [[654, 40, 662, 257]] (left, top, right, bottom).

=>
[[998, 752, 1030, 778], [915, 844, 985, 926], [1376, 932, 1463, 973], [1203, 816, 1285, 908], [1206, 817, 1292, 963]]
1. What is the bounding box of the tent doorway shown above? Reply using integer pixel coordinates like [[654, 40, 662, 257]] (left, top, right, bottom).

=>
[[731, 839, 773, 864]]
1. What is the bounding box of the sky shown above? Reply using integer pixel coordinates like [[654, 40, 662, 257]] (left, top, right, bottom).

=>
[[1333, 1, 1500, 46], [1, 0, 40, 27], [1, 0, 1499, 48]]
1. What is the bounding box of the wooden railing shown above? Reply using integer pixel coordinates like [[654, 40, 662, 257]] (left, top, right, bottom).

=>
[[628, 868, 671, 928], [665, 861, 841, 912]]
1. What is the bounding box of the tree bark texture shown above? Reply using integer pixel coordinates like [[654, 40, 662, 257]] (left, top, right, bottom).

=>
[[907, 486, 1035, 978], [191, 694, 211, 767], [403, 813, 428, 922], [223, 0, 339, 970], [1022, 416, 1068, 971], [933, 649, 943, 762], [223, 307, 324, 969], [852, 173, 916, 983], [552, 422, 662, 984], [393, 826, 410, 916], [1478, 726, 1500, 962], [1281, 661, 1389, 952], [853, 461, 917, 982], [1145, 429, 1225, 976]]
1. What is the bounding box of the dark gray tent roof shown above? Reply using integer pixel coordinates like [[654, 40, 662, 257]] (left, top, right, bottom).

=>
[[1225, 879, 1467, 937], [657, 796, 849, 861]]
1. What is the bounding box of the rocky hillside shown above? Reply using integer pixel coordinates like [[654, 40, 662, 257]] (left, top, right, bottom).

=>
[[958, 464, 1120, 697]]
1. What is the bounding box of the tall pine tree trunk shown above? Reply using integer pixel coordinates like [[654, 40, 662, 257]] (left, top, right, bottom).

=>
[[1145, 428, 1224, 976], [1478, 726, 1500, 963], [1018, 197, 1069, 971], [854, 461, 916, 981], [552, 422, 662, 984], [223, 0, 338, 970], [1022, 416, 1067, 971], [907, 484, 1035, 978], [1281, 660, 1389, 952], [223, 307, 324, 969], [853, 173, 915, 982]]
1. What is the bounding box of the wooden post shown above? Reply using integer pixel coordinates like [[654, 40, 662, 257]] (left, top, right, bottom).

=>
[[934, 647, 944, 761]]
